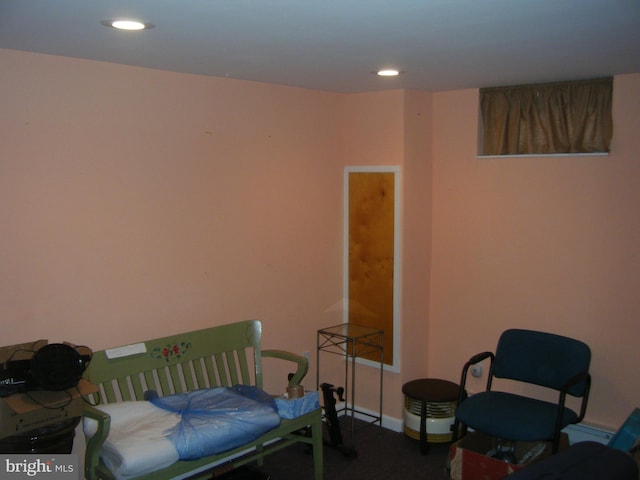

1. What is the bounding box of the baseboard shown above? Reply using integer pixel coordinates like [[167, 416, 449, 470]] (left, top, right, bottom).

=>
[[347, 404, 614, 445], [347, 405, 403, 433]]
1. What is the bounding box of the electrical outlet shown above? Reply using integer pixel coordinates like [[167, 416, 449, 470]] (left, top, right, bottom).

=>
[[471, 364, 483, 378], [302, 351, 310, 360]]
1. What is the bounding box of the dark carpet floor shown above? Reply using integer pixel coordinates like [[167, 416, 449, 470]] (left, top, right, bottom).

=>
[[219, 418, 452, 480]]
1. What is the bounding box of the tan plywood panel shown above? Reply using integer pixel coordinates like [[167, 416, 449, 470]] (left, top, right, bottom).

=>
[[348, 171, 394, 364]]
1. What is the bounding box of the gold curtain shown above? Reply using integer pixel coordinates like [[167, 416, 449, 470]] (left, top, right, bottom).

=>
[[480, 77, 613, 155]]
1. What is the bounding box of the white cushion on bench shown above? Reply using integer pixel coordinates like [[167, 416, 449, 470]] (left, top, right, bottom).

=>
[[83, 401, 180, 480]]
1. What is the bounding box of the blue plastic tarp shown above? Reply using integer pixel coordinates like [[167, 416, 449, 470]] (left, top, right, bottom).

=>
[[146, 385, 281, 460]]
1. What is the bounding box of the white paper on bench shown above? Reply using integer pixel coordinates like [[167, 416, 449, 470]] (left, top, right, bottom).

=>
[[105, 343, 147, 359], [83, 401, 180, 480]]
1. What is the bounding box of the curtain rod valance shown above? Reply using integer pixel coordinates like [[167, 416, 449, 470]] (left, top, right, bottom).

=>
[[480, 77, 612, 94]]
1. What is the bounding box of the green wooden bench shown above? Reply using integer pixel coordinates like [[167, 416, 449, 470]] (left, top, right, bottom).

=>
[[82, 319, 323, 479]]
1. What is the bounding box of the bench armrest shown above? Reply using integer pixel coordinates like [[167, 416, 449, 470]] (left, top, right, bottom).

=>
[[83, 404, 111, 480], [261, 349, 309, 386]]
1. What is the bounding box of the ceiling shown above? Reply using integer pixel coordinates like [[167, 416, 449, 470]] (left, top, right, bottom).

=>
[[1, 0, 639, 93]]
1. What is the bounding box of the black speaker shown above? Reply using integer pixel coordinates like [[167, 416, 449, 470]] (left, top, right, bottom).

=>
[[29, 343, 90, 391]]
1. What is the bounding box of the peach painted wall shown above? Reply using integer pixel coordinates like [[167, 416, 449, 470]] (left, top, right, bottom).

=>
[[428, 74, 640, 431], [2, 47, 638, 431], [0, 48, 347, 395], [0, 50, 432, 411]]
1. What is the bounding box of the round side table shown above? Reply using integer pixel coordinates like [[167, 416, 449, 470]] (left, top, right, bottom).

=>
[[402, 378, 461, 455]]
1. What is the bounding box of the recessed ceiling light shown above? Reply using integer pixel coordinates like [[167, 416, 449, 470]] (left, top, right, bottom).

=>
[[377, 69, 400, 77], [101, 19, 154, 31]]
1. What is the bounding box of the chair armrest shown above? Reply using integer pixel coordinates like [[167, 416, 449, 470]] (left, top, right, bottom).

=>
[[458, 351, 494, 404], [262, 349, 309, 386], [83, 404, 111, 480], [467, 351, 494, 367], [562, 371, 591, 395], [560, 371, 592, 421], [550, 370, 591, 452]]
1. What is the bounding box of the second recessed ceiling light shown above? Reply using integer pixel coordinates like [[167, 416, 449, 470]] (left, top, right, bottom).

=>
[[101, 19, 154, 30]]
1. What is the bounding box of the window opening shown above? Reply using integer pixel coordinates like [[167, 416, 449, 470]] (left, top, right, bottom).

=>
[[479, 77, 613, 156]]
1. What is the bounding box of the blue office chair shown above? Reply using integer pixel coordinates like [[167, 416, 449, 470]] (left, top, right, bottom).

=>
[[452, 329, 591, 460]]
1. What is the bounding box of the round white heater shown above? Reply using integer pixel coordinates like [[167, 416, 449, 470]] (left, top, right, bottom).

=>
[[403, 395, 456, 443]]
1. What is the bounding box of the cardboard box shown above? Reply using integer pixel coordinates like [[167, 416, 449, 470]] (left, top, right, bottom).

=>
[[0, 340, 48, 364], [1, 339, 97, 439], [0, 378, 97, 439], [449, 432, 569, 480]]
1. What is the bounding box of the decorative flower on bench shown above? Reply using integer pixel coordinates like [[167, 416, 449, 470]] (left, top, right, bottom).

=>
[[151, 341, 192, 361]]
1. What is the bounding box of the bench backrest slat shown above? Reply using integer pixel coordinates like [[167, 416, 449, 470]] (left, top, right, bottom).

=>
[[202, 357, 216, 387], [226, 351, 240, 385], [168, 364, 182, 392], [130, 374, 145, 399], [84, 320, 263, 405], [213, 353, 229, 386], [183, 361, 196, 391], [116, 378, 131, 401], [143, 371, 156, 395], [101, 382, 117, 403]]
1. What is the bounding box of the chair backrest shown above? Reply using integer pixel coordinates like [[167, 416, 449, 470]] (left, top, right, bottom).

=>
[[84, 320, 264, 405], [492, 329, 591, 397]]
